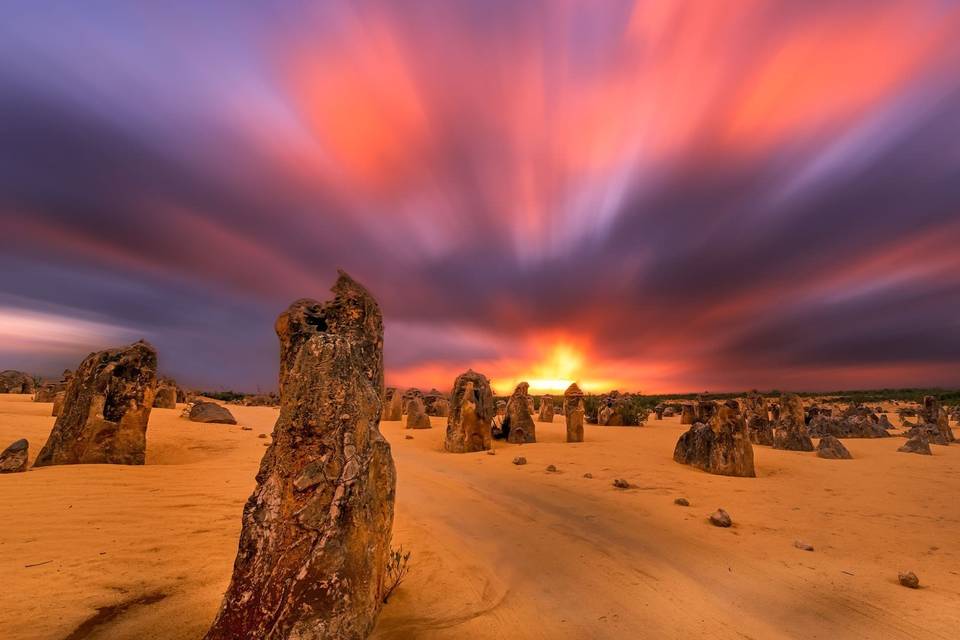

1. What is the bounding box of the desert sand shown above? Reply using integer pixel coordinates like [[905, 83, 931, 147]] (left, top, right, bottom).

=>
[[2, 393, 959, 639]]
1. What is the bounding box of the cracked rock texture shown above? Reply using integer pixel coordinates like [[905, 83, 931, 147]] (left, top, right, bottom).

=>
[[205, 271, 396, 640], [34, 341, 157, 467], [444, 369, 495, 453]]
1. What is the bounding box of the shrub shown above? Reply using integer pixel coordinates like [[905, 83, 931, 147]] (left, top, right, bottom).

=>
[[382, 545, 411, 604]]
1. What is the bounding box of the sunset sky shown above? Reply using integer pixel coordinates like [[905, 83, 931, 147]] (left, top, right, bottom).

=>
[[2, 1, 960, 394]]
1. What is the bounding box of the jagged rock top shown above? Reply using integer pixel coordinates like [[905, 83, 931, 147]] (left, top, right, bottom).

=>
[[564, 382, 584, 398], [275, 270, 384, 396]]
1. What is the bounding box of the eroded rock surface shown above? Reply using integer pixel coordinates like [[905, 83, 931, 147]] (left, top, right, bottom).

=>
[[205, 271, 396, 640], [423, 391, 450, 418], [51, 392, 65, 417], [898, 434, 932, 455], [33, 370, 72, 403], [772, 393, 814, 452], [673, 401, 756, 477], [154, 377, 179, 409], [0, 438, 29, 473], [0, 370, 34, 394], [816, 435, 852, 459], [404, 397, 432, 429], [34, 341, 157, 466], [807, 414, 889, 439], [744, 392, 774, 446], [383, 388, 403, 421], [503, 382, 536, 443], [189, 401, 238, 425], [564, 383, 585, 443], [444, 370, 495, 453], [538, 395, 555, 422]]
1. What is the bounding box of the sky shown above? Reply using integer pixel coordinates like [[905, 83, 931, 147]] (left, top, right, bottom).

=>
[[2, 0, 960, 395]]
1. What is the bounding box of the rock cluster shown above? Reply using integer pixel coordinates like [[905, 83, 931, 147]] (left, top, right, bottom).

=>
[[902, 396, 955, 446], [592, 392, 647, 426], [33, 370, 72, 403], [563, 383, 585, 443], [744, 392, 774, 446], [694, 398, 718, 423], [34, 341, 157, 467], [673, 401, 756, 477], [239, 393, 279, 407], [423, 390, 450, 417], [807, 413, 889, 439], [0, 370, 35, 394], [772, 394, 814, 452], [205, 271, 396, 640], [444, 369, 495, 453]]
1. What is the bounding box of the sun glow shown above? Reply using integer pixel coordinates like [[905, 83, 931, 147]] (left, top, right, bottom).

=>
[[493, 341, 587, 395]]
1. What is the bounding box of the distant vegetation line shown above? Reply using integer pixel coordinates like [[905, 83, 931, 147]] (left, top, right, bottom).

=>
[[195, 387, 960, 406]]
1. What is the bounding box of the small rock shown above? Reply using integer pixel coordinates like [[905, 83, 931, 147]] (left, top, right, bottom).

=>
[[189, 401, 238, 425], [0, 438, 29, 473], [257, 434, 267, 439], [263, 443, 269, 447], [404, 435, 413, 440], [612, 478, 630, 489], [546, 464, 558, 472], [512, 456, 527, 466], [898, 572, 920, 589], [794, 540, 814, 551], [486, 449, 496, 456], [816, 435, 852, 460], [898, 434, 932, 455], [674, 497, 690, 507], [241, 427, 252, 431], [709, 508, 732, 528], [583, 473, 593, 479]]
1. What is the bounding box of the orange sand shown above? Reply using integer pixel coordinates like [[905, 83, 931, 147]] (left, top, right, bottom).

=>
[[2, 393, 958, 639]]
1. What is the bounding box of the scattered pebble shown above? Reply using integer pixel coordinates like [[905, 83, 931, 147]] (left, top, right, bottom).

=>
[[257, 434, 267, 439], [674, 497, 690, 507], [709, 508, 732, 528], [794, 540, 814, 552], [404, 435, 413, 440], [583, 473, 593, 479], [241, 427, 252, 431], [612, 478, 630, 489], [512, 456, 527, 466], [898, 571, 920, 589], [546, 464, 558, 472], [486, 449, 496, 455]]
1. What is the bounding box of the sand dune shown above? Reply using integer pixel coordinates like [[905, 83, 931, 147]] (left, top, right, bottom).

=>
[[2, 393, 958, 639]]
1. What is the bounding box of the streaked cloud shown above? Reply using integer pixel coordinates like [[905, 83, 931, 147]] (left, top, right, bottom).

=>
[[1, 0, 959, 392]]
